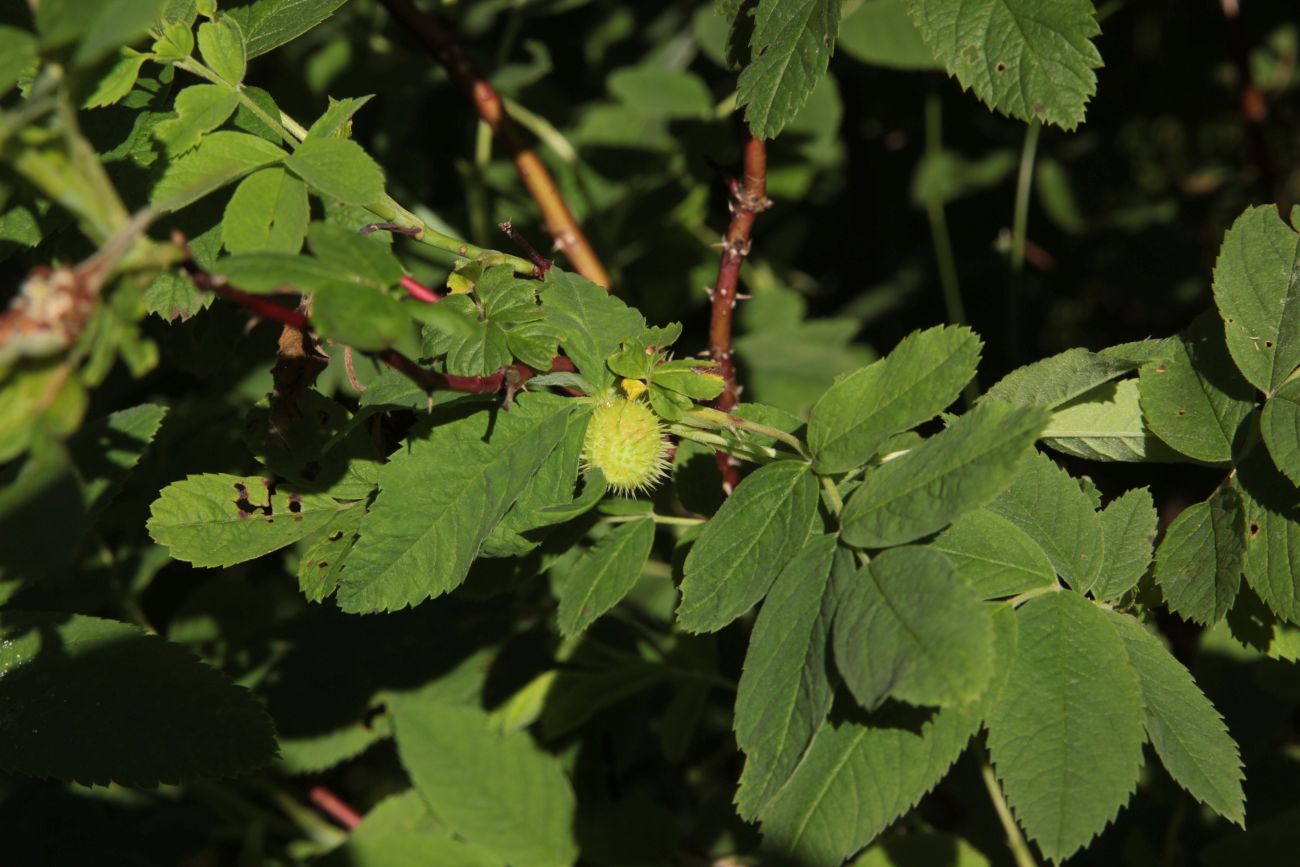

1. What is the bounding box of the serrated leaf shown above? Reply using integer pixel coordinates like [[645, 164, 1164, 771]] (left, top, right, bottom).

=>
[[152, 19, 194, 60], [390, 698, 577, 867], [484, 410, 589, 557], [197, 17, 246, 84], [1092, 488, 1157, 600], [735, 536, 841, 819], [423, 295, 513, 377], [221, 168, 309, 254], [835, 546, 994, 712], [298, 505, 364, 602], [284, 137, 385, 206], [985, 592, 1145, 862], [906, 0, 1102, 131], [840, 403, 1048, 548], [736, 0, 843, 139], [337, 393, 572, 612], [1261, 377, 1300, 486], [1234, 434, 1300, 624], [556, 518, 654, 636], [757, 702, 981, 866], [1106, 611, 1245, 825], [1212, 205, 1300, 394], [541, 269, 645, 390], [0, 611, 275, 786], [152, 130, 287, 210], [319, 790, 503, 867], [1139, 313, 1255, 463], [229, 0, 352, 58], [46, 0, 166, 67], [83, 47, 149, 108], [1042, 378, 1178, 462], [809, 324, 982, 474], [307, 94, 375, 140], [0, 27, 36, 97], [986, 449, 1105, 591], [676, 460, 819, 632], [983, 347, 1135, 408], [148, 473, 348, 567], [930, 509, 1056, 599], [1155, 487, 1245, 625], [213, 250, 348, 293]]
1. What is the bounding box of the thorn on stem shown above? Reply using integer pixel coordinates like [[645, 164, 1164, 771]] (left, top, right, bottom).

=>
[[499, 220, 553, 277]]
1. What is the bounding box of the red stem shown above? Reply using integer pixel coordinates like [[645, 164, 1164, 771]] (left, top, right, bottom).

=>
[[400, 274, 443, 303], [709, 134, 770, 492], [308, 785, 362, 830]]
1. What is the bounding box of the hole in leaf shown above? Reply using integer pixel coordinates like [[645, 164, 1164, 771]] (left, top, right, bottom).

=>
[[996, 62, 1007, 72], [1250, 522, 1261, 537]]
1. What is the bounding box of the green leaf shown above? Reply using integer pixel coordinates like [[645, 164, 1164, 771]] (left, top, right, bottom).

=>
[[83, 47, 149, 108], [42, 0, 167, 66], [311, 280, 411, 351], [1092, 487, 1158, 600], [0, 27, 36, 97], [985, 591, 1145, 862], [834, 546, 994, 709], [757, 703, 981, 866], [736, 0, 844, 139], [609, 67, 713, 119], [556, 517, 654, 636], [212, 250, 348, 293], [229, 0, 352, 58], [839, 0, 941, 71], [676, 460, 819, 632], [152, 19, 194, 60], [284, 137, 385, 206], [390, 698, 578, 867], [320, 790, 503, 867], [735, 536, 841, 819], [930, 509, 1056, 599], [307, 221, 403, 286], [0, 611, 275, 786], [540, 269, 645, 390], [1106, 611, 1245, 826], [840, 403, 1048, 548], [1042, 378, 1177, 462], [911, 148, 1017, 208], [197, 17, 247, 85], [1261, 377, 1300, 486], [337, 393, 572, 612], [986, 449, 1105, 591], [306, 94, 375, 140], [852, 832, 991, 867], [735, 317, 874, 416], [983, 347, 1135, 408], [69, 402, 168, 516], [148, 473, 349, 567], [1234, 434, 1300, 624], [151, 130, 287, 210], [222, 167, 310, 254], [808, 324, 982, 474], [297, 507, 363, 603], [1155, 487, 1246, 625], [906, 0, 1102, 130], [483, 410, 590, 557], [154, 84, 241, 156], [1139, 313, 1255, 463], [1212, 205, 1300, 394]]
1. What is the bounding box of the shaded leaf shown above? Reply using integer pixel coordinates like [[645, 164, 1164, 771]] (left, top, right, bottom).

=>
[[284, 137, 385, 206], [736, 0, 844, 139], [152, 131, 287, 210], [556, 518, 655, 636], [222, 167, 309, 253], [1156, 487, 1246, 625], [1261, 377, 1300, 486], [930, 508, 1056, 599], [1092, 488, 1158, 600]]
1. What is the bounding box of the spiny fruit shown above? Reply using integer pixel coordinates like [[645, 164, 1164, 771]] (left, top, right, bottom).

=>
[[582, 397, 671, 495]]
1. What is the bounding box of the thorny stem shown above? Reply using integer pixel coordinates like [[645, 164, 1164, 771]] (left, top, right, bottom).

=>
[[377, 0, 612, 289], [183, 258, 550, 398], [981, 759, 1037, 867], [709, 134, 771, 492]]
